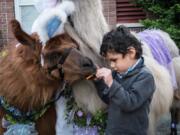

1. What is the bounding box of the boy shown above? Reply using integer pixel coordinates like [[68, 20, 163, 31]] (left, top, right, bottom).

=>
[[94, 26, 155, 135]]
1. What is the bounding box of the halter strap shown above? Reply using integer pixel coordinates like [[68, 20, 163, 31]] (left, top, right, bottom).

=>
[[47, 48, 72, 80]]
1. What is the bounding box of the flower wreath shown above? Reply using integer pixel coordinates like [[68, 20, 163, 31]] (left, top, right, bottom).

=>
[[63, 86, 107, 135]]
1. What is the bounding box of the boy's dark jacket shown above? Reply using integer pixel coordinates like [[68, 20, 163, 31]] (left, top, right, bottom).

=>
[[94, 58, 155, 135]]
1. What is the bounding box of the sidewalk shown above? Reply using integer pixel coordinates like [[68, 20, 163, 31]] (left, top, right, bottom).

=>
[[156, 113, 180, 135]]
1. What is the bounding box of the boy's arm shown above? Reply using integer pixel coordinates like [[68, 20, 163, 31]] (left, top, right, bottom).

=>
[[94, 79, 110, 104], [109, 72, 155, 112]]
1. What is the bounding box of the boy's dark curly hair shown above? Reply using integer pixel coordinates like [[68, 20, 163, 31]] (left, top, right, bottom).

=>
[[100, 25, 142, 59]]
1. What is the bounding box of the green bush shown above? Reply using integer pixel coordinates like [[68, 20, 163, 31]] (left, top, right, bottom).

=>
[[133, 0, 180, 48]]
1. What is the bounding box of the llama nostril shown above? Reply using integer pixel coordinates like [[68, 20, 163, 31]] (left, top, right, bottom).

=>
[[82, 57, 94, 68], [43, 63, 50, 70]]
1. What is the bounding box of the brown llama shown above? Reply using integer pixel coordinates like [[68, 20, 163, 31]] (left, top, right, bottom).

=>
[[0, 20, 95, 135]]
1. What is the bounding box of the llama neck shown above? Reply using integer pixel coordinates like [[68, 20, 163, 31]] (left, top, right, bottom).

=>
[[0, 55, 59, 112]]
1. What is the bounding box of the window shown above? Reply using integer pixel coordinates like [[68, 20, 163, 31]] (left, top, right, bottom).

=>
[[14, 0, 39, 33], [116, 0, 146, 27]]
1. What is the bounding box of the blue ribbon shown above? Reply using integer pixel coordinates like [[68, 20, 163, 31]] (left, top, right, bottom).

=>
[[0, 96, 51, 124], [47, 16, 62, 38], [4, 122, 38, 135]]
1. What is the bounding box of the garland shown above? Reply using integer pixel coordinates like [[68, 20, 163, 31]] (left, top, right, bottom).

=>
[[0, 96, 50, 124], [64, 86, 107, 135]]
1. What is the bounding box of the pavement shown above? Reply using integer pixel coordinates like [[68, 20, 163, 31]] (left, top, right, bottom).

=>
[[156, 113, 180, 135]]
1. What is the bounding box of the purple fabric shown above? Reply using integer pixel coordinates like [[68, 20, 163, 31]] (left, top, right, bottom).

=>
[[77, 110, 83, 117], [138, 30, 171, 65], [138, 30, 177, 89], [73, 113, 99, 135], [73, 125, 99, 135]]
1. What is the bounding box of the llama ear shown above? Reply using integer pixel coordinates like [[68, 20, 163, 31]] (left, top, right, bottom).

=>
[[11, 19, 36, 49]]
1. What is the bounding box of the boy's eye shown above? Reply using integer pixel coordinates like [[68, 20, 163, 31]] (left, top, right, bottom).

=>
[[110, 59, 117, 62]]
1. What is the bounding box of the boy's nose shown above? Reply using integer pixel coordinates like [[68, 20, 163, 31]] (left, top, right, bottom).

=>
[[110, 62, 115, 69]]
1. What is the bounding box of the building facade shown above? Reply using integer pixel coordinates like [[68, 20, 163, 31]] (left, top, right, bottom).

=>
[[0, 0, 145, 48]]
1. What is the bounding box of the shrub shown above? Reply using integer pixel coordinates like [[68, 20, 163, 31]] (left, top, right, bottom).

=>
[[133, 0, 180, 48]]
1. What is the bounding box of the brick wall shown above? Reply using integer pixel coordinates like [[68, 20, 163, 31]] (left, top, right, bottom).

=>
[[102, 0, 117, 27], [0, 0, 15, 48], [0, 0, 116, 47]]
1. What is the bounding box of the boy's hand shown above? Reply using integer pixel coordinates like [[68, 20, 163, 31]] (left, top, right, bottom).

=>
[[96, 67, 113, 87]]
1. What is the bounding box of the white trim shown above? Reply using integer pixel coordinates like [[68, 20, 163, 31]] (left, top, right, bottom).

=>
[[14, 0, 21, 22], [117, 23, 144, 27], [18, 3, 34, 6], [14, 0, 36, 22], [18, 0, 36, 5]]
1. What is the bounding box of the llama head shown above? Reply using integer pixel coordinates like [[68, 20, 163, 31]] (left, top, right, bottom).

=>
[[31, 0, 96, 84], [41, 33, 97, 84]]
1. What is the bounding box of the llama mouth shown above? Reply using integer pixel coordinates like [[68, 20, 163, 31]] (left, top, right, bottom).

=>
[[86, 73, 96, 80]]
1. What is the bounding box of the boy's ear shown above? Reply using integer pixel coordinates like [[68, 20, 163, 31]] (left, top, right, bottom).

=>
[[127, 47, 136, 59]]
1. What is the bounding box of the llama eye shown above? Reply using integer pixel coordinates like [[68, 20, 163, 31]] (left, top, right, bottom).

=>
[[46, 52, 61, 62], [35, 59, 40, 64], [52, 52, 61, 59]]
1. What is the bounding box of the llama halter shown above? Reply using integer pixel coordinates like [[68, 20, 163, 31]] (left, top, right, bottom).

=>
[[47, 48, 72, 80]]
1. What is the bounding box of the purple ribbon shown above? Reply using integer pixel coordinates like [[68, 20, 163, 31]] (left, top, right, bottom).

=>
[[138, 30, 177, 89]]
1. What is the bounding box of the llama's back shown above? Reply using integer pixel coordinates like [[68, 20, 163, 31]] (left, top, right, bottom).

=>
[[156, 30, 179, 58]]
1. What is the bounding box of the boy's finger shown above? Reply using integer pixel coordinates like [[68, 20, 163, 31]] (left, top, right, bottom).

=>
[[95, 64, 100, 69]]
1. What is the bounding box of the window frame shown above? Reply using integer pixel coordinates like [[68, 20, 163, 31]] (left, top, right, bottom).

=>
[[14, 0, 37, 22], [116, 23, 144, 27], [116, 0, 145, 28], [14, 0, 40, 33]]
